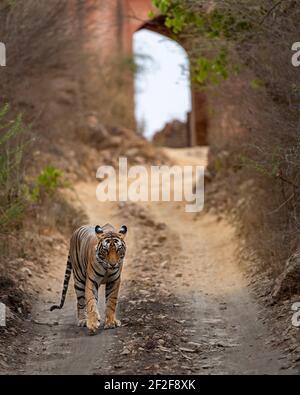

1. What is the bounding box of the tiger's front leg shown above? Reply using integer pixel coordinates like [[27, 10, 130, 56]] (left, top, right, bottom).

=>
[[105, 278, 121, 329], [85, 278, 100, 334]]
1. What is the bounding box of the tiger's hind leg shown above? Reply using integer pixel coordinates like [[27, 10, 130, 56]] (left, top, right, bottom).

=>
[[75, 287, 87, 327]]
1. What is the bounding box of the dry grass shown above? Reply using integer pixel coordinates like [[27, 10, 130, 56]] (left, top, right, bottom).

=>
[[201, 0, 300, 294], [0, 0, 137, 176], [156, 0, 300, 295]]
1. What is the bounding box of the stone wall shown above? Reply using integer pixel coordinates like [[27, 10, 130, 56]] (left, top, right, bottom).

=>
[[0, 0, 208, 146], [152, 120, 189, 148]]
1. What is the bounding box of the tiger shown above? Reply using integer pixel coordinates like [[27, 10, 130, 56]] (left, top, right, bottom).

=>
[[50, 223, 127, 334]]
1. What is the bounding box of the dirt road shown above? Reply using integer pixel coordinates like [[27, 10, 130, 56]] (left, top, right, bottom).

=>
[[21, 148, 296, 375]]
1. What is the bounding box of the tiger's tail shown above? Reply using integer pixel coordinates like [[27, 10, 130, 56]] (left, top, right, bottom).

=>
[[50, 255, 72, 312]]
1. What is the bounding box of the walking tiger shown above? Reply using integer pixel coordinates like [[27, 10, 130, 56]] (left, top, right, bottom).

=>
[[50, 223, 127, 334]]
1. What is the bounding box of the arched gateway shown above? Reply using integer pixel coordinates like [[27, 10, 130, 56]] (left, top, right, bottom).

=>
[[80, 0, 208, 145]]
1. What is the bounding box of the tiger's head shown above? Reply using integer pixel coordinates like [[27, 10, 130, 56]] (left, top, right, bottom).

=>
[[95, 224, 127, 269]]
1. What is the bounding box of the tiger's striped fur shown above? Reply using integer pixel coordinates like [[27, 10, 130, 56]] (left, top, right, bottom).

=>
[[50, 223, 127, 333]]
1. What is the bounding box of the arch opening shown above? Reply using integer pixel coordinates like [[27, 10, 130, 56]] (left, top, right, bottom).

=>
[[133, 29, 192, 147], [116, 0, 209, 146]]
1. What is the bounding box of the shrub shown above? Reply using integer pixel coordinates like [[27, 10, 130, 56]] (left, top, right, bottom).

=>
[[29, 166, 65, 203], [0, 104, 30, 229]]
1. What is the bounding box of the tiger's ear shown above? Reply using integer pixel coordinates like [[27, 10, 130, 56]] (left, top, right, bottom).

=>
[[119, 225, 127, 238], [95, 225, 104, 235]]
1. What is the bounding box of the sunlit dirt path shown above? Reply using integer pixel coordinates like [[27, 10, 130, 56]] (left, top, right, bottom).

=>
[[22, 147, 295, 375]]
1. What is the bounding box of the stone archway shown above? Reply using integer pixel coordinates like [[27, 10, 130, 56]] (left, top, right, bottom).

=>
[[122, 1, 208, 146], [80, 0, 208, 146]]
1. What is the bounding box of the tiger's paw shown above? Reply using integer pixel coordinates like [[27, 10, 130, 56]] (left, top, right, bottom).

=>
[[77, 319, 87, 327], [104, 318, 121, 329], [87, 314, 101, 334]]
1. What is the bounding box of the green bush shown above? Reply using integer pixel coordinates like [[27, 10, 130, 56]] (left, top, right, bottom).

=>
[[192, 49, 228, 85], [29, 166, 65, 202], [0, 104, 29, 228], [0, 104, 66, 228], [152, 0, 252, 86]]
